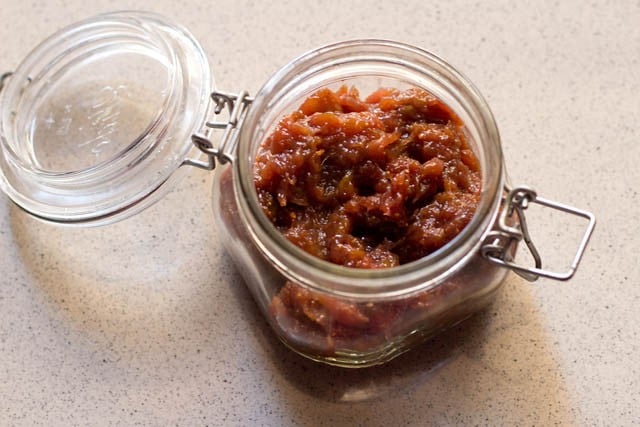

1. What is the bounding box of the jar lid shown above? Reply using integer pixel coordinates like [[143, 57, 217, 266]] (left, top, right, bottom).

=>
[[0, 11, 212, 225]]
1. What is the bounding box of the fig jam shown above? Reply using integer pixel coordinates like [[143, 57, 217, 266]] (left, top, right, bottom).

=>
[[253, 86, 482, 355], [254, 86, 480, 267]]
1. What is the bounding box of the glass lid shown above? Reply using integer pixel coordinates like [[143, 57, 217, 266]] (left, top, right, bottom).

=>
[[0, 11, 212, 225]]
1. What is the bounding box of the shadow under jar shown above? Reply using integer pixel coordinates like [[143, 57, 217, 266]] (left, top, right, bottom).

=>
[[0, 12, 595, 368]]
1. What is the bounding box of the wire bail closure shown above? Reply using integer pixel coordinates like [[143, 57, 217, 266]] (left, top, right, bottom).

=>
[[0, 72, 13, 94], [482, 185, 596, 281], [184, 90, 253, 170]]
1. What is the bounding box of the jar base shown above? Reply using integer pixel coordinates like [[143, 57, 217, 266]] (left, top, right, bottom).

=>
[[272, 283, 503, 368]]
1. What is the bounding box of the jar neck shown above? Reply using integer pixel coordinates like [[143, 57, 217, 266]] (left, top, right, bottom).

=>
[[234, 40, 504, 300]]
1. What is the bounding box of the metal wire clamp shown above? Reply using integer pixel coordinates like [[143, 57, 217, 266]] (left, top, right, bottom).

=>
[[0, 72, 13, 94], [184, 90, 254, 170], [481, 185, 596, 281]]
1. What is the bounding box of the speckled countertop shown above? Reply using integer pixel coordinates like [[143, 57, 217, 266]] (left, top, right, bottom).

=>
[[0, 1, 638, 425]]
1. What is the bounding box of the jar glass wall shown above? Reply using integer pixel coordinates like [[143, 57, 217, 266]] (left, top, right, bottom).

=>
[[213, 40, 510, 367]]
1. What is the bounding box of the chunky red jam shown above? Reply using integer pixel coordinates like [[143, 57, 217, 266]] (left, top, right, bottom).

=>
[[255, 86, 481, 267], [253, 86, 482, 353]]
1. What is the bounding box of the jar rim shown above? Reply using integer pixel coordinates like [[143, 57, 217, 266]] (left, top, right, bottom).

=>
[[235, 39, 504, 299]]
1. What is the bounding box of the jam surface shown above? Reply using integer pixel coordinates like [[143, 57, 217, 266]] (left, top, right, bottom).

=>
[[254, 86, 481, 267]]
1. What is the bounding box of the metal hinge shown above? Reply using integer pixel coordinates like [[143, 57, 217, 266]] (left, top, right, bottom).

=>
[[481, 185, 596, 282], [0, 72, 13, 94], [183, 90, 253, 171]]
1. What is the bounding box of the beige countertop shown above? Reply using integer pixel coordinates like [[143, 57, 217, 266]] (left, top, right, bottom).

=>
[[0, 1, 637, 425]]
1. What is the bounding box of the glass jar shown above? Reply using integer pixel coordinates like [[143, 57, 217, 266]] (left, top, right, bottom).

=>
[[0, 12, 595, 367]]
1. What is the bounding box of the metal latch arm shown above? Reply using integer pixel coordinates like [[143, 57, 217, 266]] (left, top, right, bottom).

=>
[[482, 186, 596, 281], [183, 90, 253, 171]]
